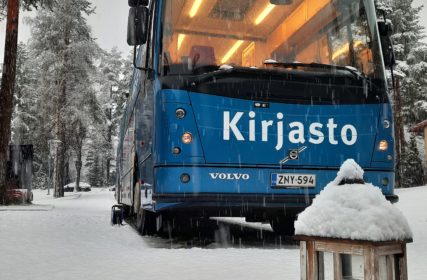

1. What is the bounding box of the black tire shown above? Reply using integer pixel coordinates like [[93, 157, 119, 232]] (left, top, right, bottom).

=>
[[111, 208, 123, 225], [269, 214, 297, 236]]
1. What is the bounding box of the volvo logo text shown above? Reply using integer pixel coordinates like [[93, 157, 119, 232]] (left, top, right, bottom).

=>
[[209, 173, 250, 180]]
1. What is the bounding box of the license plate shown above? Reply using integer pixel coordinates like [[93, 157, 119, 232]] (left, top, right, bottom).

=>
[[271, 173, 316, 188]]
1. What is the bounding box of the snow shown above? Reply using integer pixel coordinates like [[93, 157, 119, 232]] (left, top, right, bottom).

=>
[[295, 159, 413, 241], [0, 189, 298, 280], [333, 158, 364, 183], [219, 64, 233, 70], [344, 65, 359, 73], [0, 184, 426, 279], [264, 59, 278, 63], [211, 217, 273, 232], [0, 204, 54, 211], [395, 186, 427, 279], [64, 181, 91, 188]]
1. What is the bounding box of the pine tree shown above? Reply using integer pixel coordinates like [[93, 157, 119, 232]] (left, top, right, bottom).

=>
[[2, 1, 127, 197], [11, 42, 37, 144], [385, 0, 427, 124], [85, 148, 102, 188], [27, 0, 97, 197], [378, 0, 427, 187], [96, 48, 128, 185], [401, 135, 425, 187]]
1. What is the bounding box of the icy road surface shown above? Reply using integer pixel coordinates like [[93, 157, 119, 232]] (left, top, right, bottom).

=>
[[0, 186, 426, 280]]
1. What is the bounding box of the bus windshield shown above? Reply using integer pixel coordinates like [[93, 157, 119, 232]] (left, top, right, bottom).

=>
[[161, 0, 385, 80]]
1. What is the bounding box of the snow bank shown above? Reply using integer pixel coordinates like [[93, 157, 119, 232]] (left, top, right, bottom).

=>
[[65, 182, 91, 187], [295, 159, 413, 241]]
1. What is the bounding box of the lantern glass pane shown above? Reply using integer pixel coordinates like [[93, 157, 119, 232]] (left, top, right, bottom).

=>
[[379, 255, 397, 280], [317, 251, 334, 280], [341, 254, 364, 280]]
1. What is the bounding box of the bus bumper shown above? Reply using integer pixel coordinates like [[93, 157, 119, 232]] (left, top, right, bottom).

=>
[[151, 165, 398, 214], [151, 193, 398, 217]]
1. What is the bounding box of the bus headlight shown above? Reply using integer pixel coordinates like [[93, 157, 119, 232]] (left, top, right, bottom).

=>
[[182, 132, 193, 144], [378, 140, 388, 151]]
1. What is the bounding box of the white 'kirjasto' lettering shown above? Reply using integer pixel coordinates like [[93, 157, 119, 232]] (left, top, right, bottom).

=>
[[223, 111, 244, 141], [222, 111, 358, 150]]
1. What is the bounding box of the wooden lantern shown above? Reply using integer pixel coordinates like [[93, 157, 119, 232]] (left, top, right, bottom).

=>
[[295, 235, 412, 280]]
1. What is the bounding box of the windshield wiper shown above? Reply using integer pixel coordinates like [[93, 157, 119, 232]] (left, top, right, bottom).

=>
[[263, 61, 367, 81], [264, 61, 371, 97]]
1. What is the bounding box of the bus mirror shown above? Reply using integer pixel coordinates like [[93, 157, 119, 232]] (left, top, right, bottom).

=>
[[378, 20, 396, 67], [378, 20, 393, 37], [127, 6, 148, 46]]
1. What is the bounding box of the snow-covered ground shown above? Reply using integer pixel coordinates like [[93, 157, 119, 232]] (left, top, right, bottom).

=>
[[395, 186, 427, 279], [0, 186, 426, 280]]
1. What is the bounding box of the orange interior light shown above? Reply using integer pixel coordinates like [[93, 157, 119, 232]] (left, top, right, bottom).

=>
[[189, 0, 203, 18], [177, 34, 186, 50], [221, 40, 244, 64], [255, 4, 275, 25]]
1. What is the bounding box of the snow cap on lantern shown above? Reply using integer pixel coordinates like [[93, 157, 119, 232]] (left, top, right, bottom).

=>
[[334, 158, 364, 185], [294, 159, 413, 242]]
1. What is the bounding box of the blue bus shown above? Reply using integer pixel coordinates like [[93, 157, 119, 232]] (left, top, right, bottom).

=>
[[114, 0, 397, 235]]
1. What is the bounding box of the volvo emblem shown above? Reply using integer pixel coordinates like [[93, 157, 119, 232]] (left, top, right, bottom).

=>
[[280, 146, 307, 164]]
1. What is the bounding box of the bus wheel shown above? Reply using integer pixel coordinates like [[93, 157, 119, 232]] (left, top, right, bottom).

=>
[[111, 205, 124, 226], [136, 208, 156, 235], [269, 214, 296, 236]]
